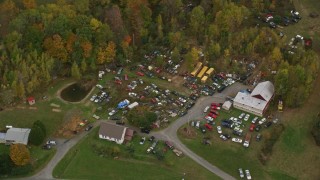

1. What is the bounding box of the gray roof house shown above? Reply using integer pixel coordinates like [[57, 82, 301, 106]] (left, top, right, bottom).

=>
[[5, 128, 31, 145], [99, 122, 127, 144], [233, 81, 275, 117]]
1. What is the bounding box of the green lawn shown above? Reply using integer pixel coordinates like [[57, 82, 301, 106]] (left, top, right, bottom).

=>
[[53, 127, 220, 180]]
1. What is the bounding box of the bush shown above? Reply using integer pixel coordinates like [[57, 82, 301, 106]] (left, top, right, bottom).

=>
[[0, 154, 14, 176], [10, 164, 32, 176]]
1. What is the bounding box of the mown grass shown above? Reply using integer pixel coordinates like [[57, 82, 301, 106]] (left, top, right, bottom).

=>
[[53, 127, 221, 180]]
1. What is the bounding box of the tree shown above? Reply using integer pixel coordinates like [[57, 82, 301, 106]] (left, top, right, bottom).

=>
[[189, 6, 205, 37], [75, 0, 89, 14], [10, 144, 30, 166], [156, 14, 164, 39], [274, 68, 289, 96], [34, 120, 46, 137], [252, 0, 264, 12], [29, 126, 45, 146], [80, 59, 87, 73], [81, 41, 92, 58], [0, 154, 14, 175], [22, 0, 36, 9], [17, 80, 25, 99], [71, 61, 81, 80], [270, 47, 283, 69], [171, 47, 180, 63], [106, 41, 116, 63]]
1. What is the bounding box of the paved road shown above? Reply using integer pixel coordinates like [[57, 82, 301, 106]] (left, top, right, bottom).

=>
[[24, 82, 247, 180]]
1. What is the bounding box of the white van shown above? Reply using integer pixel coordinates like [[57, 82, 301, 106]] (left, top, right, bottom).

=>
[[203, 106, 209, 113]]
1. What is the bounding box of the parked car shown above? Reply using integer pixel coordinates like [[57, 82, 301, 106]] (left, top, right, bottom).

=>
[[239, 113, 245, 119], [140, 137, 146, 145], [90, 95, 97, 101], [141, 128, 150, 134], [85, 124, 93, 131], [232, 138, 243, 143], [223, 133, 231, 139], [42, 144, 51, 150], [249, 124, 256, 132], [165, 141, 174, 149], [258, 118, 266, 125], [146, 147, 154, 153], [256, 133, 262, 141], [217, 126, 222, 134], [264, 121, 273, 128], [46, 140, 56, 145], [239, 168, 244, 178], [255, 125, 262, 132], [251, 117, 259, 124], [203, 106, 210, 113], [136, 72, 144, 76], [220, 134, 227, 141], [245, 169, 252, 180], [244, 114, 250, 121], [200, 126, 206, 134], [173, 149, 183, 157]]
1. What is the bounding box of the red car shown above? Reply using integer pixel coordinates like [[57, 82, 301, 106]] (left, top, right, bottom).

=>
[[249, 124, 256, 132], [114, 79, 122, 84], [210, 110, 219, 116], [205, 123, 213, 131], [136, 72, 144, 76], [208, 113, 217, 119], [211, 103, 221, 107]]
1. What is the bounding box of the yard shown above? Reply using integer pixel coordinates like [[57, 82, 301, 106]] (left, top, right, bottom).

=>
[[53, 127, 220, 180]]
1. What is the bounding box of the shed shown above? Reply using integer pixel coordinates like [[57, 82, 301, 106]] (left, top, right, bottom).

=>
[[222, 101, 232, 111], [124, 129, 134, 142], [27, 97, 35, 105]]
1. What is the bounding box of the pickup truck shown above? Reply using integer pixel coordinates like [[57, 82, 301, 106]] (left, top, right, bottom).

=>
[[243, 133, 251, 148]]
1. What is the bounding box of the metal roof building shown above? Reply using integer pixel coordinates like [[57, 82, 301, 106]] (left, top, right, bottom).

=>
[[5, 128, 31, 145], [233, 81, 274, 117], [99, 122, 127, 144]]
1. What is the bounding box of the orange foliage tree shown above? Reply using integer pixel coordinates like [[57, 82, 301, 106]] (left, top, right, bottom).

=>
[[9, 144, 31, 166]]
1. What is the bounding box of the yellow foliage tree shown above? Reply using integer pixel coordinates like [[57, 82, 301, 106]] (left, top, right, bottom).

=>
[[96, 47, 106, 64], [106, 41, 116, 63], [10, 144, 31, 166], [22, 0, 37, 9], [81, 41, 92, 58]]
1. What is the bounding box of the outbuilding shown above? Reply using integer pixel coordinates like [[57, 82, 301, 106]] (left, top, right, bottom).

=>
[[27, 97, 35, 105], [233, 81, 274, 117], [4, 128, 31, 145], [99, 122, 127, 144], [222, 101, 232, 111]]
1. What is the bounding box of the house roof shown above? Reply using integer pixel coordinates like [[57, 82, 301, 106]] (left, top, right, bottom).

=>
[[125, 129, 134, 137], [234, 92, 268, 111], [222, 101, 232, 110], [99, 122, 127, 140], [5, 128, 31, 145], [250, 81, 274, 101]]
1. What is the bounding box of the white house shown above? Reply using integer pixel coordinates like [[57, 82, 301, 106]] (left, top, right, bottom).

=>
[[233, 81, 274, 117], [99, 122, 127, 144], [4, 128, 31, 145]]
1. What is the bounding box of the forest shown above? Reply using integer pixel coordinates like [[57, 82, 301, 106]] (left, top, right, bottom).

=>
[[0, 0, 319, 108]]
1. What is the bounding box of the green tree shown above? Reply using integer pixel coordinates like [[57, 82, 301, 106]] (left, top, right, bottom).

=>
[[71, 61, 81, 80], [17, 80, 25, 99], [0, 154, 14, 175], [80, 59, 87, 73], [190, 6, 205, 37], [274, 68, 289, 96], [171, 47, 180, 63], [156, 14, 164, 39], [29, 125, 45, 146]]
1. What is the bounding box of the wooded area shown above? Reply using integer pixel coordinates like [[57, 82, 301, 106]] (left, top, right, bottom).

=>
[[0, 0, 318, 107]]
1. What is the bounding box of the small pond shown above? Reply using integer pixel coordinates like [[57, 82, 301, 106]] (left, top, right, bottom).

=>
[[60, 83, 91, 102]]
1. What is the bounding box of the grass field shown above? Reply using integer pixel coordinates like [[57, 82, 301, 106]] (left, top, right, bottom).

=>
[[53, 127, 220, 180]]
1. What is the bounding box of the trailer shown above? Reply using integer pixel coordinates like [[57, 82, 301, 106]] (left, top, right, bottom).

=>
[[128, 102, 139, 109]]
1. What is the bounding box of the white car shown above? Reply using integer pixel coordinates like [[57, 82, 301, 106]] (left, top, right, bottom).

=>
[[90, 95, 97, 101], [232, 138, 243, 143], [146, 147, 154, 153], [96, 84, 103, 89], [205, 116, 214, 121], [94, 98, 100, 103], [244, 114, 250, 121], [220, 134, 227, 141], [196, 121, 200, 129], [217, 126, 222, 134], [252, 117, 259, 124], [140, 137, 146, 145], [245, 169, 252, 180], [203, 106, 210, 113], [178, 97, 187, 103], [109, 109, 117, 116], [258, 118, 267, 125], [239, 168, 244, 178], [46, 140, 56, 145], [239, 113, 245, 119]]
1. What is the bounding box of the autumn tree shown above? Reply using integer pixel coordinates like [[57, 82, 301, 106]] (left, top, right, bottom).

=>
[[80, 59, 87, 73], [43, 34, 68, 62], [106, 41, 116, 63], [81, 41, 92, 58], [10, 144, 30, 166], [156, 14, 164, 39], [22, 0, 37, 9]]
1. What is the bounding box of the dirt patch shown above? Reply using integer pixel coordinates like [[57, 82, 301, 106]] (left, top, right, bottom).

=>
[[54, 109, 86, 138], [52, 108, 61, 112], [179, 126, 198, 139], [29, 107, 38, 110]]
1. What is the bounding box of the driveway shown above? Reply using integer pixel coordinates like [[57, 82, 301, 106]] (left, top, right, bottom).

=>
[[24, 83, 247, 180]]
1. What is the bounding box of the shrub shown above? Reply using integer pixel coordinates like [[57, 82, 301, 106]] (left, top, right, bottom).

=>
[[29, 121, 46, 145], [10, 164, 32, 176], [0, 154, 14, 175]]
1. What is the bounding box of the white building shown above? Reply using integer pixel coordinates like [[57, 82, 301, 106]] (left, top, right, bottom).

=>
[[222, 101, 232, 111], [233, 81, 274, 117], [4, 128, 31, 145], [99, 122, 127, 144]]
